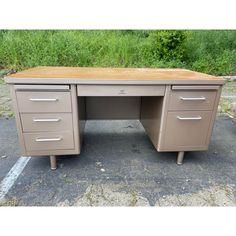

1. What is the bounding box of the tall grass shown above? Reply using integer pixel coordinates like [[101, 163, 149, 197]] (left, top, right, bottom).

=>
[[0, 30, 235, 75], [185, 30, 236, 75]]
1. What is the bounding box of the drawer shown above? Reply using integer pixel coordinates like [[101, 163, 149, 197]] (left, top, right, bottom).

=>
[[20, 113, 73, 132], [163, 111, 212, 148], [168, 90, 217, 111], [77, 85, 165, 96], [16, 91, 72, 113], [23, 131, 74, 151]]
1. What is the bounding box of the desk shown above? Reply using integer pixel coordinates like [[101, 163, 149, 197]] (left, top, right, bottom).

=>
[[5, 67, 225, 170]]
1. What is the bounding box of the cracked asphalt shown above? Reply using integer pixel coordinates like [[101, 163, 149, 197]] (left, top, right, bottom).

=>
[[0, 117, 236, 206]]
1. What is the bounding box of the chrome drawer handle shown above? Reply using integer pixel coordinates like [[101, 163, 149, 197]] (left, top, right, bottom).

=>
[[180, 96, 206, 101], [177, 116, 202, 120], [29, 98, 58, 102], [33, 118, 61, 122], [35, 137, 62, 142]]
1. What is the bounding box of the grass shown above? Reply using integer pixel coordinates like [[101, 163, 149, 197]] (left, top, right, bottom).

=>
[[0, 69, 10, 79], [0, 197, 18, 206], [0, 30, 235, 75]]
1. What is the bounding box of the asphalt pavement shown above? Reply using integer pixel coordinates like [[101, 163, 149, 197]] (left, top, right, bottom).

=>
[[0, 116, 236, 206]]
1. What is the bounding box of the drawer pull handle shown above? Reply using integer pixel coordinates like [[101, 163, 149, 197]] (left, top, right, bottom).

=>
[[29, 98, 58, 102], [33, 118, 61, 122], [180, 96, 206, 101], [35, 137, 62, 142], [177, 116, 202, 120]]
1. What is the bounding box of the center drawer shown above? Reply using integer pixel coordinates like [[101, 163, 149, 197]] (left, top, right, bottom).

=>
[[77, 85, 165, 96], [20, 113, 73, 132], [16, 91, 72, 113]]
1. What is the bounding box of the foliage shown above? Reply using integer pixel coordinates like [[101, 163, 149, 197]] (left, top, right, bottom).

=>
[[185, 30, 236, 75], [148, 30, 188, 61], [0, 30, 235, 75]]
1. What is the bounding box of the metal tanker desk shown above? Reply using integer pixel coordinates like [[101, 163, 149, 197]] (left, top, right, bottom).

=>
[[5, 67, 225, 170]]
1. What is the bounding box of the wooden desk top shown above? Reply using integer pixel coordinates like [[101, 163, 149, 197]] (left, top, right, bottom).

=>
[[5, 66, 225, 85]]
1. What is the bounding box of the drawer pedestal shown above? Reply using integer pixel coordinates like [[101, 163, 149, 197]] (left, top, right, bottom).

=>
[[10, 84, 82, 170], [157, 85, 222, 164]]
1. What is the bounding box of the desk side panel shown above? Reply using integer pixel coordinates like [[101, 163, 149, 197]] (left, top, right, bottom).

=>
[[10, 85, 27, 155], [71, 85, 81, 154], [78, 96, 86, 146], [205, 86, 223, 147], [140, 97, 163, 149]]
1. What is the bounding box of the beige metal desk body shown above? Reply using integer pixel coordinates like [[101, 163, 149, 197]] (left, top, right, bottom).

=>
[[5, 67, 225, 169]]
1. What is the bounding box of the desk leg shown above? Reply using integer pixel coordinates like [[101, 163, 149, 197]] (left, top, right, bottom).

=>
[[50, 155, 57, 170], [177, 151, 184, 165]]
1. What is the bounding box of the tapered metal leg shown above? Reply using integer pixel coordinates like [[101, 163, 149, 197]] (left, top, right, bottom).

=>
[[50, 155, 57, 170], [177, 151, 184, 165]]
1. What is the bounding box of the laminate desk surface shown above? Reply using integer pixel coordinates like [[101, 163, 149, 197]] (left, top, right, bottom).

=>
[[5, 66, 225, 85]]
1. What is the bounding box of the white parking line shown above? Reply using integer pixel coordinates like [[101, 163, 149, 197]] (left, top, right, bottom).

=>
[[0, 156, 31, 201]]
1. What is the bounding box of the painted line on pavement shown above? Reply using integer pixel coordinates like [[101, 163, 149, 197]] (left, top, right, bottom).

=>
[[0, 156, 31, 201]]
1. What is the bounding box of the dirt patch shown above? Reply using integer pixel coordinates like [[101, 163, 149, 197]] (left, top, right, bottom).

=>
[[155, 184, 236, 206], [0, 197, 19, 206], [56, 183, 236, 207], [57, 184, 150, 206]]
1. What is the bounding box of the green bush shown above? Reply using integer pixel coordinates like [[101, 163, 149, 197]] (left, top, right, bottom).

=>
[[148, 30, 188, 61]]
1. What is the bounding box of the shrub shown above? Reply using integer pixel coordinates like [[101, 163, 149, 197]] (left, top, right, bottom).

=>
[[147, 30, 188, 61]]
